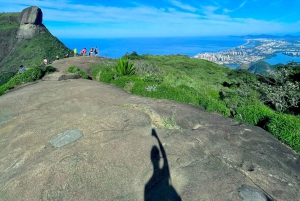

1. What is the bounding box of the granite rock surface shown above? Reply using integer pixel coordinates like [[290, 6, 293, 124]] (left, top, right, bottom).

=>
[[0, 57, 299, 201]]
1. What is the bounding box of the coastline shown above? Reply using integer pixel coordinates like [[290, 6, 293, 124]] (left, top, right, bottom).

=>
[[194, 37, 300, 67], [59, 36, 300, 68]]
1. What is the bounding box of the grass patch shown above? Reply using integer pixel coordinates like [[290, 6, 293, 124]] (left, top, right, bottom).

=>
[[67, 66, 88, 79], [235, 102, 275, 126], [267, 113, 300, 152]]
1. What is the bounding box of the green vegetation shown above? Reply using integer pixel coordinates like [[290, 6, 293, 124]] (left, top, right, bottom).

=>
[[0, 31, 73, 74], [0, 13, 19, 31], [267, 113, 300, 152], [67, 66, 89, 79], [116, 57, 135, 76], [0, 72, 16, 86], [0, 66, 56, 95], [255, 62, 300, 114], [247, 60, 272, 74], [90, 52, 300, 153]]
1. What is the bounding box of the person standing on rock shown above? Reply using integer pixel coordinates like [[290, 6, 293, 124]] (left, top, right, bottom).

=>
[[89, 46, 94, 56], [74, 48, 77, 57], [94, 46, 98, 57]]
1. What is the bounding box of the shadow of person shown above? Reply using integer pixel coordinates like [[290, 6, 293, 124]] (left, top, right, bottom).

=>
[[144, 129, 182, 201]]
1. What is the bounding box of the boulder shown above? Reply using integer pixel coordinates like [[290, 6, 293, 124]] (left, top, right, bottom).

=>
[[0, 77, 299, 201], [17, 6, 48, 41], [19, 6, 43, 25], [42, 72, 81, 81]]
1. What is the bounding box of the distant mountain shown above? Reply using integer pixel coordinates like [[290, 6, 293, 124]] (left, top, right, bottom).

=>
[[247, 60, 272, 74], [0, 6, 72, 74]]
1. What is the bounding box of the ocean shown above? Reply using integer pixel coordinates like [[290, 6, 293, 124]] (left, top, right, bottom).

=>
[[60, 37, 247, 59], [60, 37, 300, 67]]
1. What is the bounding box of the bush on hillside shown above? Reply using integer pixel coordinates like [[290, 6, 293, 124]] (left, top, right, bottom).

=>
[[0, 72, 16, 86], [134, 60, 160, 76], [122, 51, 147, 60], [198, 95, 230, 117], [267, 113, 300, 152], [235, 103, 275, 126], [0, 67, 42, 95], [40, 65, 57, 76], [255, 63, 300, 114], [67, 66, 88, 79], [0, 66, 58, 96]]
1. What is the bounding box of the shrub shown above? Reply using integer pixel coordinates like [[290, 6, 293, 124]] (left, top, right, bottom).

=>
[[116, 57, 135, 76], [227, 69, 258, 85], [40, 65, 56, 76], [134, 60, 160, 76], [198, 95, 230, 117], [67, 66, 88, 79], [235, 103, 275, 126], [255, 63, 300, 114], [99, 68, 115, 83], [0, 72, 16, 86], [141, 74, 163, 84], [0, 67, 42, 96], [267, 113, 300, 152]]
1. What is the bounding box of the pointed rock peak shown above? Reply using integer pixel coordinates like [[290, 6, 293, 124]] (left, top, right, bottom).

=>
[[19, 6, 43, 25]]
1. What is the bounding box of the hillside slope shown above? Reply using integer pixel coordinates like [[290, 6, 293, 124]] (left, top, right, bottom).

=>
[[0, 6, 72, 74], [0, 12, 19, 64]]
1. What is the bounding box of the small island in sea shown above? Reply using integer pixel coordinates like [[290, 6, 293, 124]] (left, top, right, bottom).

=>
[[193, 35, 300, 67]]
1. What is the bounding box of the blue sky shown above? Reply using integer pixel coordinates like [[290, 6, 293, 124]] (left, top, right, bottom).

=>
[[1, 0, 300, 38]]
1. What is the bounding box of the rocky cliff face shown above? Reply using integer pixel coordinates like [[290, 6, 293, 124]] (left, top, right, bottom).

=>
[[19, 6, 43, 25], [16, 6, 49, 41]]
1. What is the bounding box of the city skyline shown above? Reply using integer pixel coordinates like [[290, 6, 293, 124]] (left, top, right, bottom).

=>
[[1, 0, 300, 38]]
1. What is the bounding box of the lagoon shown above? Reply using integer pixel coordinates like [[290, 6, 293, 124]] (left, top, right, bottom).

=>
[[263, 52, 300, 65]]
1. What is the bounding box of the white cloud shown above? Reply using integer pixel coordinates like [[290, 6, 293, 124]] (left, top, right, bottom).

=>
[[168, 0, 198, 12], [223, 0, 248, 13], [0, 0, 299, 38]]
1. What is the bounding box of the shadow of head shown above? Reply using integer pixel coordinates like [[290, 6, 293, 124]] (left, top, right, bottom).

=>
[[151, 146, 160, 168]]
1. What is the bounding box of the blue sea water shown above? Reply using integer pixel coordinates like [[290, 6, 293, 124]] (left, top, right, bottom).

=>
[[60, 37, 247, 59], [263, 52, 300, 65], [60, 37, 300, 67]]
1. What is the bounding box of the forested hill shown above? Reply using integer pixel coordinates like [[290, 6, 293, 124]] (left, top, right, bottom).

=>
[[0, 6, 72, 75]]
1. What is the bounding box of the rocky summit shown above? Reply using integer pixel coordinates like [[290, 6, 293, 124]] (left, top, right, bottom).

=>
[[17, 6, 48, 41], [0, 57, 299, 201]]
